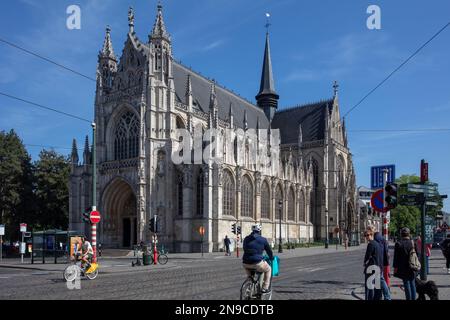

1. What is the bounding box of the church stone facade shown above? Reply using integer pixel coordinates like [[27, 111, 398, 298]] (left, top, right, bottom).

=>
[[69, 5, 358, 252]]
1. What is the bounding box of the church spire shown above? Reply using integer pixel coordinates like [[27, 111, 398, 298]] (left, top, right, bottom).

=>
[[71, 138, 79, 165], [256, 21, 279, 123], [83, 135, 91, 165], [150, 1, 171, 42], [99, 26, 116, 61]]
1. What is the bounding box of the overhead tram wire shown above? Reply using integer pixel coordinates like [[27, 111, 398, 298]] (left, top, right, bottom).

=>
[[342, 21, 450, 120], [0, 91, 91, 124], [348, 128, 450, 133], [0, 37, 96, 83], [25, 144, 83, 151]]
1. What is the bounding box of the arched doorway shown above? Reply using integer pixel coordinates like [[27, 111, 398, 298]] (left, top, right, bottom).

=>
[[101, 179, 137, 248]]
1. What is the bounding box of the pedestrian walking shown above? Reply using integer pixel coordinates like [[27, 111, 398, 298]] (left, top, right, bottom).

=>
[[224, 235, 231, 256], [440, 233, 450, 274], [393, 227, 419, 300], [374, 232, 391, 300], [363, 229, 383, 300]]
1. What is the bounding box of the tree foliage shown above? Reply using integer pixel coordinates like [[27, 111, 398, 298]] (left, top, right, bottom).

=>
[[0, 130, 70, 240]]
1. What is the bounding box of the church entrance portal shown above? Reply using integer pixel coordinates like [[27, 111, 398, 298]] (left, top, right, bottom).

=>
[[101, 179, 137, 248]]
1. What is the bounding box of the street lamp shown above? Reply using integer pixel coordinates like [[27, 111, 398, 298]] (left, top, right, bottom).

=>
[[325, 208, 329, 249], [278, 200, 283, 253]]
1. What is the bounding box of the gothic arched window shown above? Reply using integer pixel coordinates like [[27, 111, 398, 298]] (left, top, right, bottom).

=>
[[261, 181, 270, 219], [114, 111, 139, 160], [241, 175, 253, 218], [275, 184, 283, 220], [222, 170, 235, 217], [288, 187, 295, 221], [196, 169, 204, 217], [299, 191, 306, 222]]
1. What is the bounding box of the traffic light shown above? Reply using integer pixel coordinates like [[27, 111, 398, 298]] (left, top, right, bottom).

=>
[[385, 183, 398, 209], [82, 207, 91, 223], [231, 223, 236, 235], [149, 216, 160, 233], [236, 226, 241, 235]]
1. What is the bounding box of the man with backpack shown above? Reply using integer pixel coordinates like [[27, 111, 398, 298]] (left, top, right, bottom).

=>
[[440, 233, 450, 274], [393, 227, 420, 300]]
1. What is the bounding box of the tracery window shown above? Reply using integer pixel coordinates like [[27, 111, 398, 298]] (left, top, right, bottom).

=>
[[240, 176, 253, 218], [222, 170, 235, 217], [288, 188, 295, 221], [196, 170, 204, 217], [261, 181, 270, 219], [114, 111, 139, 160], [299, 191, 306, 222], [275, 184, 283, 220]]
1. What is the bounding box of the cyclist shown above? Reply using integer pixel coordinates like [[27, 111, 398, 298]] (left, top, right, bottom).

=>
[[242, 224, 274, 294], [79, 237, 94, 272]]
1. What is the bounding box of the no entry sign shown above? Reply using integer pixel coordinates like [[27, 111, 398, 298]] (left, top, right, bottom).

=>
[[371, 190, 388, 213], [90, 211, 101, 224]]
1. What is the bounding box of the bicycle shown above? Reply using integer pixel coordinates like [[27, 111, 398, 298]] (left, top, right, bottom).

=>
[[63, 257, 99, 281], [149, 249, 168, 265], [240, 270, 272, 300]]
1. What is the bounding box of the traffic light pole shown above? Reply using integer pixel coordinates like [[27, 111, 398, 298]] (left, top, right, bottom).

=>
[[91, 122, 97, 263], [382, 169, 389, 241], [420, 195, 427, 281]]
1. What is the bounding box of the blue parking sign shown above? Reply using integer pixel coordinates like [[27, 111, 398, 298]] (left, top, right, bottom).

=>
[[371, 165, 395, 189]]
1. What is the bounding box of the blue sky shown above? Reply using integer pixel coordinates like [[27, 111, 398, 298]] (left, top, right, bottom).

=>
[[0, 0, 449, 210]]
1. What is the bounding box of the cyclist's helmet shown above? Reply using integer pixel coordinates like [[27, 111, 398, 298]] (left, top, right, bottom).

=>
[[252, 224, 262, 233]]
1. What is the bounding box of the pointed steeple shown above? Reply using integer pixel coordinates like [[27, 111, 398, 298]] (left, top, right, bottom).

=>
[[228, 102, 234, 128], [185, 74, 192, 105], [298, 124, 303, 145], [333, 80, 339, 98], [128, 7, 135, 33], [243, 110, 248, 131], [257, 33, 277, 96], [71, 139, 79, 165], [209, 81, 218, 110], [99, 26, 116, 61], [83, 136, 90, 165], [150, 2, 171, 42], [256, 32, 279, 123]]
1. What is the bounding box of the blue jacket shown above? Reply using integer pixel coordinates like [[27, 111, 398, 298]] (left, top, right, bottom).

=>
[[374, 232, 390, 267], [243, 232, 273, 264], [364, 239, 383, 270]]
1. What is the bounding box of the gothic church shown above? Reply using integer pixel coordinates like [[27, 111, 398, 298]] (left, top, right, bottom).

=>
[[69, 4, 358, 252]]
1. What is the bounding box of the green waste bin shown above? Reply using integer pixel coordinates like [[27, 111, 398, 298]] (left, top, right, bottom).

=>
[[141, 246, 151, 265]]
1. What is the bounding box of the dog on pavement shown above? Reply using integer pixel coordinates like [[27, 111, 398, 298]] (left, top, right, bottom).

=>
[[415, 277, 439, 300]]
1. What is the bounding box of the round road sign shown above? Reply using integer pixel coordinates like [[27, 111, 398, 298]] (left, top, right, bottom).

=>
[[371, 190, 388, 213], [90, 211, 101, 224]]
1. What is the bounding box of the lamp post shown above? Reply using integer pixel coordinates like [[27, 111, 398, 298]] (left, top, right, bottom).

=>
[[278, 200, 283, 253], [325, 208, 329, 249]]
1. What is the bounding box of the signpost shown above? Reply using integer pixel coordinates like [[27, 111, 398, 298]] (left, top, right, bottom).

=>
[[19, 223, 27, 263], [425, 216, 434, 245], [371, 165, 395, 189], [89, 211, 101, 263]]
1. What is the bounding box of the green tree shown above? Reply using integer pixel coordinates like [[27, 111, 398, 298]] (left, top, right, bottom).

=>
[[0, 130, 35, 241], [34, 150, 70, 230]]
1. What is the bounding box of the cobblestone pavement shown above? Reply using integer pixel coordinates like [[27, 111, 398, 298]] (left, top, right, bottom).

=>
[[0, 246, 367, 300]]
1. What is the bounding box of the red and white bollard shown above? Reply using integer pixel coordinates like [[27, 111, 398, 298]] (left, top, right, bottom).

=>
[[92, 224, 97, 263]]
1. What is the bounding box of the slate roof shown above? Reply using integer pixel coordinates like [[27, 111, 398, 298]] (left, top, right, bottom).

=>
[[172, 62, 270, 130], [271, 99, 334, 145]]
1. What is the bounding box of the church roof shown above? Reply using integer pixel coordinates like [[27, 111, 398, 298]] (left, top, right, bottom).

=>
[[172, 62, 270, 130], [271, 99, 334, 144]]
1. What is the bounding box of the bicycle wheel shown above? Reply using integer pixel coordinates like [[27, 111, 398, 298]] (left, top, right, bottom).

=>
[[158, 254, 168, 265], [64, 265, 78, 282], [86, 269, 98, 280], [240, 279, 254, 300]]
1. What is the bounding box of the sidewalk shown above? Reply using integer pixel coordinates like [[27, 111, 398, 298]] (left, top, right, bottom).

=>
[[352, 249, 450, 300]]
